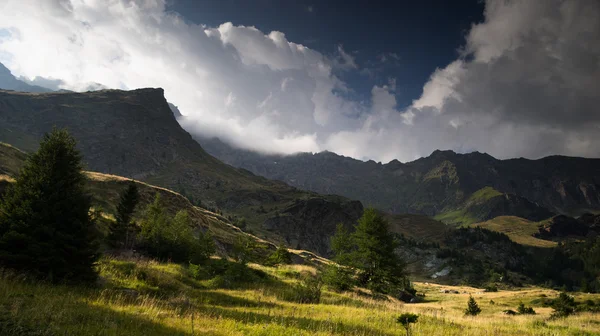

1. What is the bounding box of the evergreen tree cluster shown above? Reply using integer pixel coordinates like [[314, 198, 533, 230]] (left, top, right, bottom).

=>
[[0, 130, 98, 283], [139, 194, 214, 264]]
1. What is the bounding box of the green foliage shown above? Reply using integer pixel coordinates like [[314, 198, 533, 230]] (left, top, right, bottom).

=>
[[516, 302, 536, 315], [266, 244, 292, 266], [484, 285, 498, 292], [277, 273, 322, 304], [108, 181, 139, 248], [139, 194, 214, 263], [195, 258, 270, 289], [396, 313, 419, 336], [322, 264, 355, 292], [0, 129, 98, 283], [331, 223, 354, 265], [331, 209, 407, 295], [232, 235, 263, 265], [551, 292, 575, 318], [464, 296, 482, 316]]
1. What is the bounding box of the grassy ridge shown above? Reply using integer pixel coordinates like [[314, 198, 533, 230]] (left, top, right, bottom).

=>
[[1, 257, 599, 336], [472, 216, 557, 248]]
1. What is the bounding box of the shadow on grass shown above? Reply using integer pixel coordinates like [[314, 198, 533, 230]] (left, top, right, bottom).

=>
[[195, 304, 395, 336]]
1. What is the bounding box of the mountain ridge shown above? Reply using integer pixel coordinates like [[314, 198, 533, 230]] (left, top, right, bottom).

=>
[[196, 136, 600, 221]]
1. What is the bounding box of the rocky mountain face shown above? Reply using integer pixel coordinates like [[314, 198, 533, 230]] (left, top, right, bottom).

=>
[[0, 89, 369, 255], [198, 137, 600, 221]]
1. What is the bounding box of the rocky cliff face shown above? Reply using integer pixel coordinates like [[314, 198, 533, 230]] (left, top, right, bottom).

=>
[[198, 137, 600, 218]]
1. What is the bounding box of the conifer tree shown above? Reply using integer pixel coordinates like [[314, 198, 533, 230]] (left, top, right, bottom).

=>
[[109, 181, 139, 248], [465, 295, 482, 316], [329, 208, 407, 294], [0, 129, 98, 282], [352, 208, 406, 293]]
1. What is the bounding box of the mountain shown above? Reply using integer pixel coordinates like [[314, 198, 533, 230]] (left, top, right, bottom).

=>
[[0, 63, 51, 93], [0, 88, 442, 256], [197, 137, 600, 223]]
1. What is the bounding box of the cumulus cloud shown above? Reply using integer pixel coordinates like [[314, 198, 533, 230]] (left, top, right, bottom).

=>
[[0, 0, 598, 162]]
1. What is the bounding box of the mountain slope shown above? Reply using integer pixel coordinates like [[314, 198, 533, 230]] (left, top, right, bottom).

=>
[[0, 89, 437, 257], [198, 137, 600, 218]]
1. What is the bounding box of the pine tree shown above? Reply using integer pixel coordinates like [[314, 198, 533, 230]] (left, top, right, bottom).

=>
[[329, 209, 407, 294], [0, 129, 98, 283], [465, 295, 482, 316], [109, 181, 139, 248], [352, 208, 406, 294]]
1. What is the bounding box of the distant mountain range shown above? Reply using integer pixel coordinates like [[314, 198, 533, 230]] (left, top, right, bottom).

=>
[[196, 136, 600, 224], [0, 63, 51, 93]]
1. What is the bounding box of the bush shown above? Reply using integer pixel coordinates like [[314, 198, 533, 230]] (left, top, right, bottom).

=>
[[484, 285, 498, 292], [465, 296, 482, 316], [551, 292, 575, 318], [278, 273, 322, 304], [266, 244, 292, 266], [322, 265, 355, 292], [204, 259, 268, 289], [517, 302, 536, 315], [139, 196, 215, 263], [396, 313, 418, 336]]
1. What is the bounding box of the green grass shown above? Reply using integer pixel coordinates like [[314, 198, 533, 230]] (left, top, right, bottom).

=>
[[2, 257, 599, 336], [467, 187, 502, 204], [472, 216, 557, 248], [434, 209, 479, 226]]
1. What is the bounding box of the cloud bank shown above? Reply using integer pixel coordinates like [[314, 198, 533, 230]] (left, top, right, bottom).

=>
[[0, 0, 599, 162]]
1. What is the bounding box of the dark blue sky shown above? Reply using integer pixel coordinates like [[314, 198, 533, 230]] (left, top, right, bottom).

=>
[[169, 0, 485, 109]]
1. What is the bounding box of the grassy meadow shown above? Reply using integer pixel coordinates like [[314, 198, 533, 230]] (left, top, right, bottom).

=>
[[1, 257, 599, 336]]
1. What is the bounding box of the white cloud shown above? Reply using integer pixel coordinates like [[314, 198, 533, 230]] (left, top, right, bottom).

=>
[[0, 0, 599, 163]]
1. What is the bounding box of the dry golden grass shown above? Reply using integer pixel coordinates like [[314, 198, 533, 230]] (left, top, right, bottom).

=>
[[1, 257, 599, 336], [472, 216, 557, 248]]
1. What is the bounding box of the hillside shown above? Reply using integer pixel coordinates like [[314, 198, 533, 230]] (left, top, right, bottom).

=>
[[0, 142, 287, 260], [472, 216, 558, 248], [197, 137, 600, 219], [0, 89, 368, 256], [434, 187, 554, 226]]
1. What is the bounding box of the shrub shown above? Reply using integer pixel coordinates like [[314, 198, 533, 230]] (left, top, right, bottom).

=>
[[484, 285, 498, 292], [517, 302, 536, 315], [266, 244, 292, 266], [396, 313, 419, 336], [139, 197, 214, 263], [465, 296, 482, 316], [551, 292, 575, 318], [204, 259, 268, 289]]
